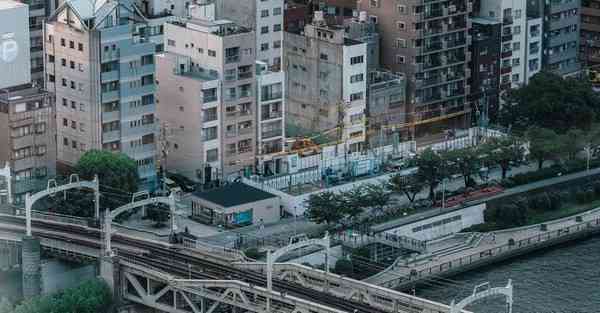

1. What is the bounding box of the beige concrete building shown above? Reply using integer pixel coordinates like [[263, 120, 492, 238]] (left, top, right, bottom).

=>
[[0, 86, 56, 204], [157, 12, 257, 182], [45, 0, 158, 190], [358, 0, 472, 140], [284, 13, 368, 151]]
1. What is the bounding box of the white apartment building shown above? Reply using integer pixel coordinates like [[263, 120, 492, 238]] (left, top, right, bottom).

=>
[[342, 39, 368, 149], [156, 6, 258, 182], [525, 17, 543, 83]]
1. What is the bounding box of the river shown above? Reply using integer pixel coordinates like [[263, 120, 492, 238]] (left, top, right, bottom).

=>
[[415, 236, 600, 313], [0, 259, 95, 305]]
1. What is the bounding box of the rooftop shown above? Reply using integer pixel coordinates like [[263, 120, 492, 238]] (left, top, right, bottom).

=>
[[192, 182, 277, 207], [0, 86, 50, 104], [0, 1, 26, 10]]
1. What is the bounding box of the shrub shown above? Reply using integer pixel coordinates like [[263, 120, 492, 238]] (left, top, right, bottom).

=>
[[244, 248, 262, 260], [334, 259, 354, 276]]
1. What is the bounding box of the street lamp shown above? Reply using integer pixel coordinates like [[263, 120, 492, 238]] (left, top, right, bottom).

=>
[[293, 206, 297, 237]]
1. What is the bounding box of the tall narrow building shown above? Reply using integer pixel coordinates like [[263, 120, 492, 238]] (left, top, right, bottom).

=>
[[156, 7, 257, 181], [45, 0, 158, 190], [358, 0, 472, 141], [528, 0, 580, 75], [581, 0, 600, 66]]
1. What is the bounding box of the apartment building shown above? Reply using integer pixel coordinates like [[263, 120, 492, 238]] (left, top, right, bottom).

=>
[[214, 0, 284, 68], [345, 12, 380, 72], [580, 0, 600, 65], [0, 86, 56, 204], [358, 0, 472, 141], [528, 0, 580, 75], [470, 17, 501, 126], [45, 0, 158, 191], [366, 71, 407, 148], [157, 12, 257, 181], [475, 0, 542, 89], [284, 12, 368, 151]]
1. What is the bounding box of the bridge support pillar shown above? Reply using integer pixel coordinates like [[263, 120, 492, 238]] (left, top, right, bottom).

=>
[[21, 236, 41, 298], [100, 255, 120, 303]]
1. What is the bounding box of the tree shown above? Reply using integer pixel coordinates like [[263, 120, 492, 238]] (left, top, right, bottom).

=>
[[481, 136, 525, 179], [305, 191, 344, 226], [415, 148, 447, 200], [362, 183, 392, 215], [499, 72, 600, 134], [442, 147, 481, 189], [387, 173, 425, 206], [49, 150, 140, 217], [339, 186, 368, 222], [525, 127, 561, 170]]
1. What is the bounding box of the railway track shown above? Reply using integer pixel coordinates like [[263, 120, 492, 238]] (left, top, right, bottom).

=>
[[0, 216, 388, 313]]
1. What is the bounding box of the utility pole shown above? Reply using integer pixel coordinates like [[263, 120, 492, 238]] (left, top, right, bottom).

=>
[[158, 122, 170, 194]]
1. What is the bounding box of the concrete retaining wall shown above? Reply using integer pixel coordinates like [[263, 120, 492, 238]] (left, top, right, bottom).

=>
[[383, 203, 486, 241]]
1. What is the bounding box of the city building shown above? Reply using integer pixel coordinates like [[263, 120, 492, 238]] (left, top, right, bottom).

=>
[[528, 0, 580, 75], [358, 0, 472, 141], [13, 0, 60, 87], [470, 17, 501, 127], [284, 1, 309, 33], [345, 12, 380, 72], [476, 0, 542, 90], [189, 182, 280, 227], [45, 0, 158, 191], [580, 0, 600, 66], [0, 86, 56, 205], [366, 70, 407, 148], [156, 9, 257, 182], [284, 12, 368, 152], [0, 1, 32, 90], [214, 0, 285, 68]]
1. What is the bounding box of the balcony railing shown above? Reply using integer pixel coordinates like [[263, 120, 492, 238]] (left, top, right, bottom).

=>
[[225, 55, 240, 64], [203, 95, 218, 103], [261, 111, 283, 120], [261, 92, 283, 102]]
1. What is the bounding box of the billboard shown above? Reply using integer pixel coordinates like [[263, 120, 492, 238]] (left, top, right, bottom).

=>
[[0, 1, 31, 89]]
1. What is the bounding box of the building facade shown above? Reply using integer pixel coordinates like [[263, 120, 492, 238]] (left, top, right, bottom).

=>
[[284, 13, 367, 151], [580, 0, 600, 66], [0, 1, 32, 90], [0, 86, 56, 204], [358, 0, 472, 140], [45, 0, 158, 190], [528, 0, 580, 75], [157, 12, 257, 181]]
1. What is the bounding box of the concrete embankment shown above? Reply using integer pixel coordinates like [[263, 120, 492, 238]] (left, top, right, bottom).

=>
[[368, 208, 600, 291]]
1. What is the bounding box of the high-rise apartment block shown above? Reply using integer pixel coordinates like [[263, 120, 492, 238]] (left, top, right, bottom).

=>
[[45, 0, 158, 190], [0, 86, 56, 204], [157, 10, 257, 181], [528, 0, 580, 75], [474, 0, 542, 94], [581, 0, 600, 66], [284, 12, 368, 151], [358, 0, 472, 140]]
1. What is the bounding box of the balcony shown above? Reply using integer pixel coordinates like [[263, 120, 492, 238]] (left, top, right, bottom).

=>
[[261, 92, 283, 102], [102, 130, 120, 143], [102, 49, 120, 62], [203, 95, 218, 103], [424, 9, 444, 19], [102, 90, 120, 102], [503, 16, 513, 25], [262, 129, 283, 139], [261, 110, 283, 121], [500, 66, 512, 75], [501, 50, 513, 58], [423, 42, 444, 53], [102, 110, 120, 121], [502, 34, 513, 42], [101, 70, 119, 82]]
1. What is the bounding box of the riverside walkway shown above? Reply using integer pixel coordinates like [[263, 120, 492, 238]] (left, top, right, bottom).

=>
[[365, 207, 600, 290]]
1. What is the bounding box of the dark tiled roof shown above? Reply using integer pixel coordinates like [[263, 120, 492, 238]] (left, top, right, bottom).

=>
[[192, 182, 277, 207]]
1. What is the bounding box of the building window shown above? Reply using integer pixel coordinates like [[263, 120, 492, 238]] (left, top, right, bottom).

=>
[[261, 26, 269, 34], [167, 39, 176, 47], [48, 54, 54, 63], [273, 7, 282, 15], [395, 55, 405, 64], [69, 40, 74, 49], [208, 49, 216, 57], [206, 149, 218, 162], [63, 137, 69, 146], [60, 38, 65, 46], [260, 43, 269, 51], [350, 56, 364, 65], [396, 22, 405, 30], [261, 9, 269, 17], [273, 24, 282, 32], [350, 92, 364, 101], [350, 74, 364, 83], [320, 53, 328, 61], [78, 43, 84, 51]]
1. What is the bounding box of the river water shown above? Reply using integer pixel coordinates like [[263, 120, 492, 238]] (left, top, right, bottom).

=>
[[0, 259, 95, 305], [415, 236, 600, 313]]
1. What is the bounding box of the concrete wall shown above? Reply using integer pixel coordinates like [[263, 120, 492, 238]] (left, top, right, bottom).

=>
[[383, 203, 486, 241]]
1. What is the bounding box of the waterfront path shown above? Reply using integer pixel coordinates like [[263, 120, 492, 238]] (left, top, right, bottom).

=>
[[365, 206, 600, 289]]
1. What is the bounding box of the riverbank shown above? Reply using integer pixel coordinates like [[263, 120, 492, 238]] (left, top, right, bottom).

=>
[[365, 206, 600, 290]]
